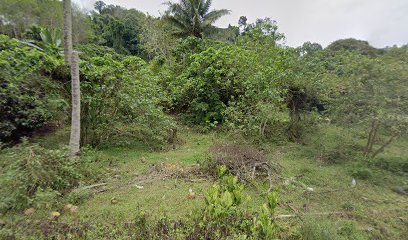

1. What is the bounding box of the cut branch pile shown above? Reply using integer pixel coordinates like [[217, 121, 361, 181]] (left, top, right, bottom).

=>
[[210, 143, 281, 191]]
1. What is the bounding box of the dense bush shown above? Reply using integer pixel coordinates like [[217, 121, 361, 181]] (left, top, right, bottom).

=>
[[80, 52, 174, 148], [76, 43, 123, 61], [169, 45, 257, 125], [0, 141, 78, 212], [168, 42, 295, 136], [0, 140, 106, 212], [0, 35, 65, 144]]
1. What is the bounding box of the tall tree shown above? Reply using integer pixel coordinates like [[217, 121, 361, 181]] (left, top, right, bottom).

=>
[[164, 0, 230, 38], [69, 51, 81, 157], [63, 0, 80, 157], [63, 0, 73, 64]]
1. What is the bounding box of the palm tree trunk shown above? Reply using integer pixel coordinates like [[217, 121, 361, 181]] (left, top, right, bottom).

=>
[[69, 51, 81, 157], [64, 0, 80, 157], [63, 0, 73, 65]]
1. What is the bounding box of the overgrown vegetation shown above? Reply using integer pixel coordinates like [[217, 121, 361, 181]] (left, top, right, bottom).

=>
[[0, 0, 407, 239]]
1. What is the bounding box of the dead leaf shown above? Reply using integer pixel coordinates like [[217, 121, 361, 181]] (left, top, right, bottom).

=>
[[24, 208, 35, 216]]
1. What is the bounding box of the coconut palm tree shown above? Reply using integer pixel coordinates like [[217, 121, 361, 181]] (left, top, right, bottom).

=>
[[63, 0, 81, 158], [164, 0, 230, 38]]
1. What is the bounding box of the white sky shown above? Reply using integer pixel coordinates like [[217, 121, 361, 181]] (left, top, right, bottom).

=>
[[74, 0, 408, 48]]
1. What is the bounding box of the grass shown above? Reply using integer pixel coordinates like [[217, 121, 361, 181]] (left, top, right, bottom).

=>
[[1, 125, 407, 239], [73, 179, 211, 221]]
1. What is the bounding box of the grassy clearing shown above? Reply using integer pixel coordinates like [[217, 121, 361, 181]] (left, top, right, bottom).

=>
[[1, 126, 407, 239]]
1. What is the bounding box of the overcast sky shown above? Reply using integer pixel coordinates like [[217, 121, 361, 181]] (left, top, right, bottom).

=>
[[74, 0, 408, 48]]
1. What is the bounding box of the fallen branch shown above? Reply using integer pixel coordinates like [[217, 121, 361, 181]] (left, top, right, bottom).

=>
[[275, 211, 344, 219], [82, 183, 108, 190]]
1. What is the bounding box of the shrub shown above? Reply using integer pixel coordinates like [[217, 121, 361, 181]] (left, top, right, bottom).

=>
[[352, 168, 373, 180], [80, 54, 174, 148], [76, 44, 123, 61], [0, 35, 65, 144], [374, 156, 408, 174], [0, 140, 94, 212], [66, 188, 93, 205], [300, 218, 366, 240], [169, 45, 259, 126], [192, 166, 279, 239], [168, 40, 298, 139]]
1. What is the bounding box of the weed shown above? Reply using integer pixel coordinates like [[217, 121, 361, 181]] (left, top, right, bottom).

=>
[[352, 168, 373, 180], [300, 217, 366, 240], [373, 156, 408, 174], [66, 188, 93, 205]]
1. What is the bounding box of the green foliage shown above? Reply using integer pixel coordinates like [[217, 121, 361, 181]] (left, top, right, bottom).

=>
[[352, 168, 373, 180], [0, 140, 106, 212], [239, 18, 285, 47], [39, 27, 61, 48], [0, 0, 92, 45], [297, 44, 408, 154], [196, 166, 279, 239], [90, 3, 147, 55], [0, 35, 65, 144], [0, 141, 79, 212], [251, 191, 278, 239], [80, 51, 174, 148], [169, 45, 257, 126], [164, 0, 231, 39], [32, 188, 61, 210], [374, 156, 408, 174], [298, 42, 323, 56], [300, 218, 366, 240], [66, 188, 93, 205], [303, 126, 360, 164], [203, 168, 244, 221], [326, 38, 382, 57], [76, 43, 123, 61], [0, 0, 63, 38], [169, 43, 292, 134], [171, 36, 207, 64], [20, 27, 62, 55], [139, 17, 176, 60]]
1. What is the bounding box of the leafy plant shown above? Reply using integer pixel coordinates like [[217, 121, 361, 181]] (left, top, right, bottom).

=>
[[251, 191, 279, 239], [79, 52, 174, 148], [0, 140, 99, 212], [0, 35, 65, 144]]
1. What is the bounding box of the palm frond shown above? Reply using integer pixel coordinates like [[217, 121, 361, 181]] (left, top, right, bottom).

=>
[[200, 0, 212, 16], [203, 9, 230, 25], [164, 0, 229, 38], [163, 15, 190, 34]]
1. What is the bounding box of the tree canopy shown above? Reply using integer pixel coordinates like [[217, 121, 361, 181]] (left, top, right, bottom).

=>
[[164, 0, 230, 38]]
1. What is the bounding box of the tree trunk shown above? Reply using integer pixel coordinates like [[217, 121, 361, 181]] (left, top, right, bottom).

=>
[[365, 119, 378, 155], [64, 0, 80, 158], [69, 51, 81, 157], [63, 0, 73, 65], [368, 123, 379, 154]]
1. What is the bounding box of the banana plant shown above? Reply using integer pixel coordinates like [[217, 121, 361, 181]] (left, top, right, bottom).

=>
[[20, 27, 62, 55], [39, 27, 62, 48]]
